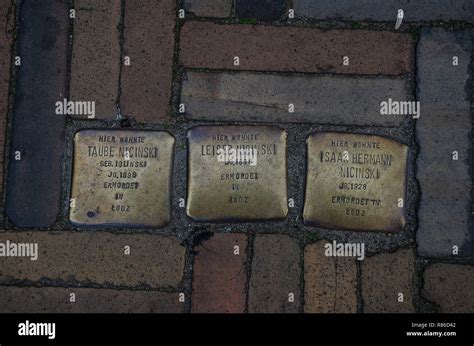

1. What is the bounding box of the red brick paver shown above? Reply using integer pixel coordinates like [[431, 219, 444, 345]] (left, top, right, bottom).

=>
[[422, 263, 474, 312], [248, 234, 301, 313], [180, 22, 413, 75], [362, 248, 415, 312], [70, 0, 121, 118], [0, 232, 185, 288], [121, 0, 176, 123], [192, 233, 248, 313], [304, 241, 358, 313], [0, 286, 182, 313]]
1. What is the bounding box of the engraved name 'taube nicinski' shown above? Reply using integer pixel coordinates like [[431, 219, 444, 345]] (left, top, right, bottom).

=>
[[86, 135, 159, 160]]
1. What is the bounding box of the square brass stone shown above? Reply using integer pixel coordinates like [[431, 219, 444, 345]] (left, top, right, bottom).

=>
[[303, 132, 408, 232], [187, 125, 288, 221], [69, 129, 175, 227]]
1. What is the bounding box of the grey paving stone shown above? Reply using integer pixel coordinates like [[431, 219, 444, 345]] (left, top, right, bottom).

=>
[[416, 28, 472, 257], [236, 0, 286, 20], [183, 0, 232, 18], [181, 71, 412, 126], [293, 0, 474, 23], [5, 0, 68, 227]]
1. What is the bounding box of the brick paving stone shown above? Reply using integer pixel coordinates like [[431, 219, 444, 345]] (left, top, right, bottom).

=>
[[304, 241, 357, 313], [248, 234, 300, 313], [235, 0, 286, 20], [0, 0, 14, 197], [191, 234, 247, 313], [180, 22, 413, 75], [181, 71, 411, 126], [183, 0, 232, 18], [70, 0, 121, 118], [422, 263, 474, 313], [5, 0, 68, 227], [361, 248, 415, 313], [293, 0, 474, 23], [416, 29, 472, 257], [0, 286, 182, 313], [0, 232, 185, 288], [121, 0, 176, 123]]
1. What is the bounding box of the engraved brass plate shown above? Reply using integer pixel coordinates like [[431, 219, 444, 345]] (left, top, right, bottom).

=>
[[303, 132, 408, 232], [187, 125, 288, 221], [70, 129, 175, 227]]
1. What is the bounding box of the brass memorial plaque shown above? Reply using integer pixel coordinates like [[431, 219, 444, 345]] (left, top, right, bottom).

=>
[[303, 132, 408, 232], [70, 129, 175, 227], [187, 126, 288, 221]]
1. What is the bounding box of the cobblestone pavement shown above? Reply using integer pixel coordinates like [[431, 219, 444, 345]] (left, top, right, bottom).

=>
[[0, 0, 472, 313]]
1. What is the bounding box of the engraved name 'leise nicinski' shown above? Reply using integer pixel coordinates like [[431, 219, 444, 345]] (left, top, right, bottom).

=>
[[200, 132, 278, 157], [200, 144, 277, 156]]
